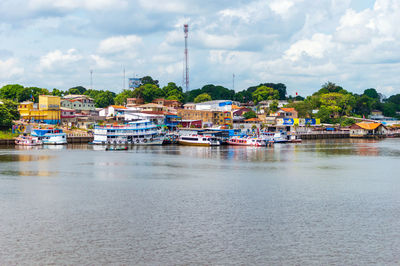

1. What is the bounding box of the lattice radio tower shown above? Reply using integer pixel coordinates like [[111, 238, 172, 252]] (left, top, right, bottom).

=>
[[183, 24, 189, 92]]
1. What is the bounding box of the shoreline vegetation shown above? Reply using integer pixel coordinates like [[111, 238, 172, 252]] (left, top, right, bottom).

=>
[[0, 130, 19, 140]]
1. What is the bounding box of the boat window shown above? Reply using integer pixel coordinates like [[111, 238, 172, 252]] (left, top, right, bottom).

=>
[[203, 138, 207, 141]]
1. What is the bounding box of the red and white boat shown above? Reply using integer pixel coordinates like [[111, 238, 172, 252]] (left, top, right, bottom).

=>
[[15, 135, 43, 146], [227, 136, 268, 147]]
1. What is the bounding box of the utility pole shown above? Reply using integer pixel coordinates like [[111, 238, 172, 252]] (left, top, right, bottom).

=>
[[232, 73, 235, 91]]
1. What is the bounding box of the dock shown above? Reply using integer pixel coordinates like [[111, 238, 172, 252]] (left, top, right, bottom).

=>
[[67, 134, 94, 144], [297, 131, 350, 139]]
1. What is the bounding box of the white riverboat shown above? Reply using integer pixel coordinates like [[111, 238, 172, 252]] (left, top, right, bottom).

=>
[[227, 136, 268, 147], [93, 120, 164, 145], [262, 131, 289, 143], [31, 128, 67, 145], [178, 135, 220, 146]]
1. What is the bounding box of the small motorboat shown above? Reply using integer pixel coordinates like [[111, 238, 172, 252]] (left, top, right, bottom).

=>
[[288, 134, 302, 143]]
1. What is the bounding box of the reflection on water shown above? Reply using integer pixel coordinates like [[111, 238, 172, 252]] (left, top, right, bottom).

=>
[[0, 153, 52, 162], [1, 139, 400, 264]]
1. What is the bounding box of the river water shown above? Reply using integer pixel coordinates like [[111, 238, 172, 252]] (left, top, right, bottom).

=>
[[0, 139, 400, 265]]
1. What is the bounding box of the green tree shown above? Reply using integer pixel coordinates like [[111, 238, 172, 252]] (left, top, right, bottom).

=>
[[94, 91, 115, 108], [194, 93, 212, 103], [383, 102, 397, 117], [316, 106, 332, 123], [0, 84, 24, 100], [27, 87, 50, 103], [243, 110, 257, 119], [140, 76, 159, 86], [270, 100, 279, 113], [315, 82, 344, 95], [286, 100, 313, 118], [200, 84, 235, 100], [133, 84, 165, 103], [51, 88, 64, 96], [163, 82, 184, 102], [340, 117, 355, 127], [115, 89, 135, 105], [252, 86, 279, 104], [84, 89, 102, 99], [0, 105, 14, 128], [185, 88, 202, 102], [16, 87, 32, 102], [1, 99, 20, 120], [67, 86, 86, 95], [354, 95, 374, 116], [363, 88, 379, 99]]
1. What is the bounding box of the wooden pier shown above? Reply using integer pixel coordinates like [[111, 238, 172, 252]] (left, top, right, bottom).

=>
[[67, 134, 94, 144], [297, 131, 350, 140], [0, 139, 15, 145]]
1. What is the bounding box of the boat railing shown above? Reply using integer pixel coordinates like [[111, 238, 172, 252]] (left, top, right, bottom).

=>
[[67, 133, 93, 137], [296, 130, 349, 135], [95, 125, 157, 130], [91, 130, 159, 136]]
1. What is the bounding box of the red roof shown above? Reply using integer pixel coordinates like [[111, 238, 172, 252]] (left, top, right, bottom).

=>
[[280, 108, 295, 112]]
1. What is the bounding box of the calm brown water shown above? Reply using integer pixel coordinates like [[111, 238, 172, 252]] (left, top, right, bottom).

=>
[[0, 139, 400, 264]]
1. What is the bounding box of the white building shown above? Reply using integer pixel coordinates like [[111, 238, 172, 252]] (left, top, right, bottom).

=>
[[99, 105, 139, 118], [195, 100, 239, 111]]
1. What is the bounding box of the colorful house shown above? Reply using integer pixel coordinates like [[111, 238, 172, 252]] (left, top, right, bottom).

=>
[[349, 122, 387, 138], [18, 95, 61, 124]]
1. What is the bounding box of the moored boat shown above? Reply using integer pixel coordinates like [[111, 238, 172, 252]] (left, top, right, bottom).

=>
[[288, 134, 302, 143], [31, 128, 67, 144], [93, 120, 164, 145], [227, 136, 268, 146], [178, 135, 220, 146], [15, 135, 43, 146]]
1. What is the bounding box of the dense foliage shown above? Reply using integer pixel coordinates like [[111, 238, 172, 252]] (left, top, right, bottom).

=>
[[0, 99, 19, 128], [2, 77, 400, 125], [194, 93, 212, 103]]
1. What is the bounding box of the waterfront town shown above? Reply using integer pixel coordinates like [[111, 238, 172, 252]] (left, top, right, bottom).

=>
[[1, 78, 400, 146]]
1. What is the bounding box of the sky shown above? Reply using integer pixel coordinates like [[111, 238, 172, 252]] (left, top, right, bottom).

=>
[[0, 0, 399, 97]]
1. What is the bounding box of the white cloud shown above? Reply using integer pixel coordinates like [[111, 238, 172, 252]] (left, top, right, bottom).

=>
[[39, 49, 82, 70], [90, 55, 114, 69], [28, 0, 127, 11], [284, 33, 333, 61], [98, 35, 142, 55], [269, 0, 295, 17], [0, 58, 24, 79], [138, 0, 187, 13]]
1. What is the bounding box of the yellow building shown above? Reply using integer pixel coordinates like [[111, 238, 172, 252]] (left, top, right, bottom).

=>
[[177, 109, 233, 128], [18, 95, 61, 124], [212, 111, 233, 128]]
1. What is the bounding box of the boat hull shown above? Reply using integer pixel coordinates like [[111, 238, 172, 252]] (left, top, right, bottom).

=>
[[179, 141, 214, 146]]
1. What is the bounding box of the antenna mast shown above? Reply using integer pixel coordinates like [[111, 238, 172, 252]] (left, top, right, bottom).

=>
[[184, 24, 189, 92]]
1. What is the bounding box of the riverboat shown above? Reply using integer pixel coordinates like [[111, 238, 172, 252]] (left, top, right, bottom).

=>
[[227, 136, 268, 146], [15, 135, 43, 146], [31, 128, 67, 144], [178, 135, 220, 146], [93, 120, 164, 145], [262, 131, 289, 143]]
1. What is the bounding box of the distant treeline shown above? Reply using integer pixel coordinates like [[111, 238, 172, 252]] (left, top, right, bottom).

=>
[[1, 76, 400, 126]]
